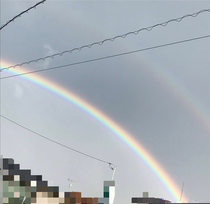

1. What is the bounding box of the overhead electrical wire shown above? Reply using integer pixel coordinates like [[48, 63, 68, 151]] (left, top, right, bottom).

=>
[[0, 0, 2, 156], [0, 8, 210, 71], [0, 0, 46, 157], [1, 34, 210, 80], [0, 0, 46, 31], [0, 114, 114, 166]]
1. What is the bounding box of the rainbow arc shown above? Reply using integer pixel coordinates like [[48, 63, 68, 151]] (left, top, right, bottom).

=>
[[0, 61, 188, 202]]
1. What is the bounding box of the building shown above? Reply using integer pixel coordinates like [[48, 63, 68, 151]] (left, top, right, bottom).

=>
[[132, 192, 171, 204], [0, 156, 115, 204]]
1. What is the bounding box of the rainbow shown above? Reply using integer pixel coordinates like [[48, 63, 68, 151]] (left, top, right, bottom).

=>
[[0, 61, 188, 202], [145, 59, 210, 137]]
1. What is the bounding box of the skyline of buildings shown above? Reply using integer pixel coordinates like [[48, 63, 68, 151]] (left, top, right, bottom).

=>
[[0, 156, 209, 204], [0, 156, 115, 204]]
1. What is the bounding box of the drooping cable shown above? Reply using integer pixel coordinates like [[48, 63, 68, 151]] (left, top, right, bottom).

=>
[[1, 34, 210, 79], [0, 0, 46, 31], [0, 0, 2, 156], [0, 114, 113, 166], [0, 8, 209, 71]]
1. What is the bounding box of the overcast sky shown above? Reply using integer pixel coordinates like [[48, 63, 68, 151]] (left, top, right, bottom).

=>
[[1, 1, 210, 203]]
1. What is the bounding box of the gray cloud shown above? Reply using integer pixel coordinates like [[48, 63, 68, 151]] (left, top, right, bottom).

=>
[[1, 1, 210, 203]]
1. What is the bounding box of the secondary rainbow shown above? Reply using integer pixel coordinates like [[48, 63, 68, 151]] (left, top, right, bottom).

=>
[[0, 61, 188, 202], [145, 60, 210, 137]]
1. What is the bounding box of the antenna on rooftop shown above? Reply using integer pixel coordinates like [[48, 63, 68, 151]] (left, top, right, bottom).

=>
[[109, 163, 117, 180], [180, 181, 185, 202], [68, 179, 76, 188]]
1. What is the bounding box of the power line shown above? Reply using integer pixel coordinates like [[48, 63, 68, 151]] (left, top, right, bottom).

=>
[[0, 0, 46, 31], [1, 8, 210, 71], [0, 114, 113, 166], [0, 0, 2, 156], [1, 34, 210, 80], [0, 0, 46, 160]]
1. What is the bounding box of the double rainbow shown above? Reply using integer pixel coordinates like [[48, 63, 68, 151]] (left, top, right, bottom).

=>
[[0, 61, 188, 202]]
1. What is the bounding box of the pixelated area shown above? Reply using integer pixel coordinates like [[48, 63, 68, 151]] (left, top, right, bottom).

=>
[[131, 192, 172, 204], [2, 158, 115, 204]]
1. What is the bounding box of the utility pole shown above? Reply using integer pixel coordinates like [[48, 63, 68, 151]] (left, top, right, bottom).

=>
[[21, 196, 26, 204], [109, 164, 117, 180], [180, 181, 185, 202]]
